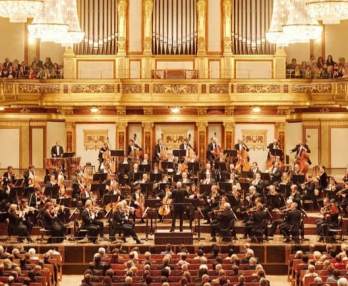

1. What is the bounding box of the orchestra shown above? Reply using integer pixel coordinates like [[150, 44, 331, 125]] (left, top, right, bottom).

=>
[[4, 134, 347, 245]]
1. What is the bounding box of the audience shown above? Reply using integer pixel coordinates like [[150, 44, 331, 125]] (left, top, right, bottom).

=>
[[0, 57, 63, 79], [286, 55, 348, 79], [79, 246, 272, 286]]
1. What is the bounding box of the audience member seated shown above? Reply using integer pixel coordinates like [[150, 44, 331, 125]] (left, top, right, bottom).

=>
[[0, 57, 63, 80], [286, 55, 348, 79]]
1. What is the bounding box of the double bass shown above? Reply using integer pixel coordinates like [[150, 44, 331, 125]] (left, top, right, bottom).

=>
[[236, 142, 251, 172], [295, 145, 310, 174]]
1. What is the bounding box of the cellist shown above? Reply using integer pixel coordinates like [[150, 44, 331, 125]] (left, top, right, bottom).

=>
[[234, 139, 251, 172], [291, 141, 311, 174]]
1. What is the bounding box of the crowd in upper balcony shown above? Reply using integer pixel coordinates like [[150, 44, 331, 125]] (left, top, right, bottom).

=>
[[0, 57, 63, 80], [286, 55, 348, 79]]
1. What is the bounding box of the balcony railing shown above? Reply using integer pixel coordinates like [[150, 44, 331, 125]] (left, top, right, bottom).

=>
[[0, 78, 347, 107]]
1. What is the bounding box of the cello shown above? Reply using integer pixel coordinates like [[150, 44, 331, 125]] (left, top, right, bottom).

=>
[[236, 142, 251, 172], [295, 145, 310, 174]]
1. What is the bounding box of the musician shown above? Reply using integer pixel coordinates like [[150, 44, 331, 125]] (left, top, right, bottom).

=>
[[170, 182, 189, 232], [288, 184, 302, 209], [207, 138, 219, 163], [317, 198, 339, 242], [23, 165, 35, 187], [251, 172, 265, 195], [127, 139, 142, 156], [234, 139, 249, 152], [50, 142, 64, 158], [250, 162, 260, 177], [181, 172, 192, 185], [109, 200, 142, 244], [103, 179, 121, 204], [244, 202, 269, 242], [131, 185, 145, 223], [279, 202, 302, 243], [266, 185, 284, 210], [269, 161, 282, 184], [203, 185, 220, 223], [81, 199, 104, 243], [291, 142, 312, 165], [318, 166, 329, 191], [200, 163, 216, 181], [267, 139, 281, 153], [8, 204, 32, 242], [210, 200, 236, 242], [41, 202, 65, 243], [154, 139, 166, 162], [141, 153, 151, 167], [301, 175, 318, 208], [2, 166, 15, 188]]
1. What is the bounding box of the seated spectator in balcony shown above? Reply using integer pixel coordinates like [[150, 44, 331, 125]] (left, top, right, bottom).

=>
[[287, 58, 297, 77]]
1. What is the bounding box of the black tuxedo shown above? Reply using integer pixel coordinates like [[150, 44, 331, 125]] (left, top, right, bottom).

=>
[[127, 144, 142, 156], [171, 188, 188, 231], [291, 144, 311, 157], [51, 145, 64, 158], [280, 209, 302, 240], [207, 143, 218, 162], [2, 172, 15, 186], [234, 143, 249, 152]]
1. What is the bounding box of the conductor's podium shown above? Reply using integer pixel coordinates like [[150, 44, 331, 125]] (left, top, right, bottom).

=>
[[154, 229, 193, 245]]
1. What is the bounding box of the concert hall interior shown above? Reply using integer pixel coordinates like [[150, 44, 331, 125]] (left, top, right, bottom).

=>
[[2, 0, 348, 286]]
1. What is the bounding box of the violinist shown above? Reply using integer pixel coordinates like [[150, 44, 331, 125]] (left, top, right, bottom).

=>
[[23, 165, 36, 187], [103, 179, 121, 205], [181, 171, 192, 185], [266, 185, 284, 211], [226, 172, 241, 190], [44, 174, 59, 199], [210, 199, 236, 242], [301, 175, 318, 208], [317, 198, 339, 242], [19, 199, 36, 234], [8, 204, 32, 242], [42, 201, 65, 243], [287, 184, 302, 209], [279, 202, 302, 243], [81, 199, 104, 243], [244, 202, 269, 242], [279, 171, 291, 198], [269, 161, 282, 184], [318, 166, 329, 191], [109, 200, 142, 244], [203, 185, 220, 223], [251, 172, 265, 195], [324, 176, 339, 200], [250, 162, 260, 177]]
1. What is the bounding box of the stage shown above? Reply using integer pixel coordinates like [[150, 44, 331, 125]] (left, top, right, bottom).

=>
[[0, 230, 343, 275]]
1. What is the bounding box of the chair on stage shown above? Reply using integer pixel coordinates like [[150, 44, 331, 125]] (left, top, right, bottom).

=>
[[219, 219, 236, 242], [328, 214, 344, 242]]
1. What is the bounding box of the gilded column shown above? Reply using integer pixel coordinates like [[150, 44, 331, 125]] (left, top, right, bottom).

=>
[[196, 121, 208, 164], [65, 121, 76, 152], [197, 0, 207, 56], [20, 122, 30, 169], [63, 48, 77, 79], [222, 0, 234, 79], [320, 121, 330, 168], [116, 121, 128, 151], [117, 0, 128, 78], [142, 0, 154, 79], [273, 47, 287, 79], [142, 122, 154, 159], [275, 122, 285, 152], [223, 121, 235, 150], [143, 0, 154, 56]]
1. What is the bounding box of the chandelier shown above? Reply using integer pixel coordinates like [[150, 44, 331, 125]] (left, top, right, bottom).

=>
[[306, 0, 348, 24], [28, 0, 68, 43], [0, 0, 43, 23], [60, 0, 84, 47], [282, 0, 322, 43], [266, 0, 290, 46]]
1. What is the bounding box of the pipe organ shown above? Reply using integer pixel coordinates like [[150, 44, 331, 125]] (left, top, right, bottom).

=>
[[74, 0, 118, 55], [152, 0, 197, 55], [231, 0, 275, 55]]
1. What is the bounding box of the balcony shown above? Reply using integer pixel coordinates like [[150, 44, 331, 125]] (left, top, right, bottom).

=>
[[0, 78, 347, 107]]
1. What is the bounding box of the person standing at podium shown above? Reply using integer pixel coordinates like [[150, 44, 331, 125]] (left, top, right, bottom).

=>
[[51, 142, 64, 158], [170, 181, 188, 232]]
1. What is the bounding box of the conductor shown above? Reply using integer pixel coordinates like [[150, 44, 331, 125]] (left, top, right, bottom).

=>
[[51, 142, 64, 158], [170, 181, 188, 232]]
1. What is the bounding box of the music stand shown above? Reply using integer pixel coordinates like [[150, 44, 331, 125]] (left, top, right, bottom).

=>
[[292, 175, 305, 185], [224, 149, 237, 157], [219, 182, 232, 193], [173, 174, 182, 182], [102, 194, 118, 205], [270, 149, 283, 157], [188, 162, 200, 174], [134, 172, 143, 181], [91, 183, 106, 198], [63, 152, 75, 158], [141, 183, 154, 198], [111, 150, 124, 157], [150, 173, 162, 182], [216, 162, 227, 171], [261, 173, 271, 181], [139, 164, 150, 173], [173, 149, 186, 157], [93, 173, 107, 182], [44, 185, 59, 199], [199, 184, 212, 195], [241, 171, 253, 178]]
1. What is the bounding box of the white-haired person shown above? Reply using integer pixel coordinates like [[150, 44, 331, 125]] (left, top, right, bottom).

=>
[[210, 200, 236, 242]]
